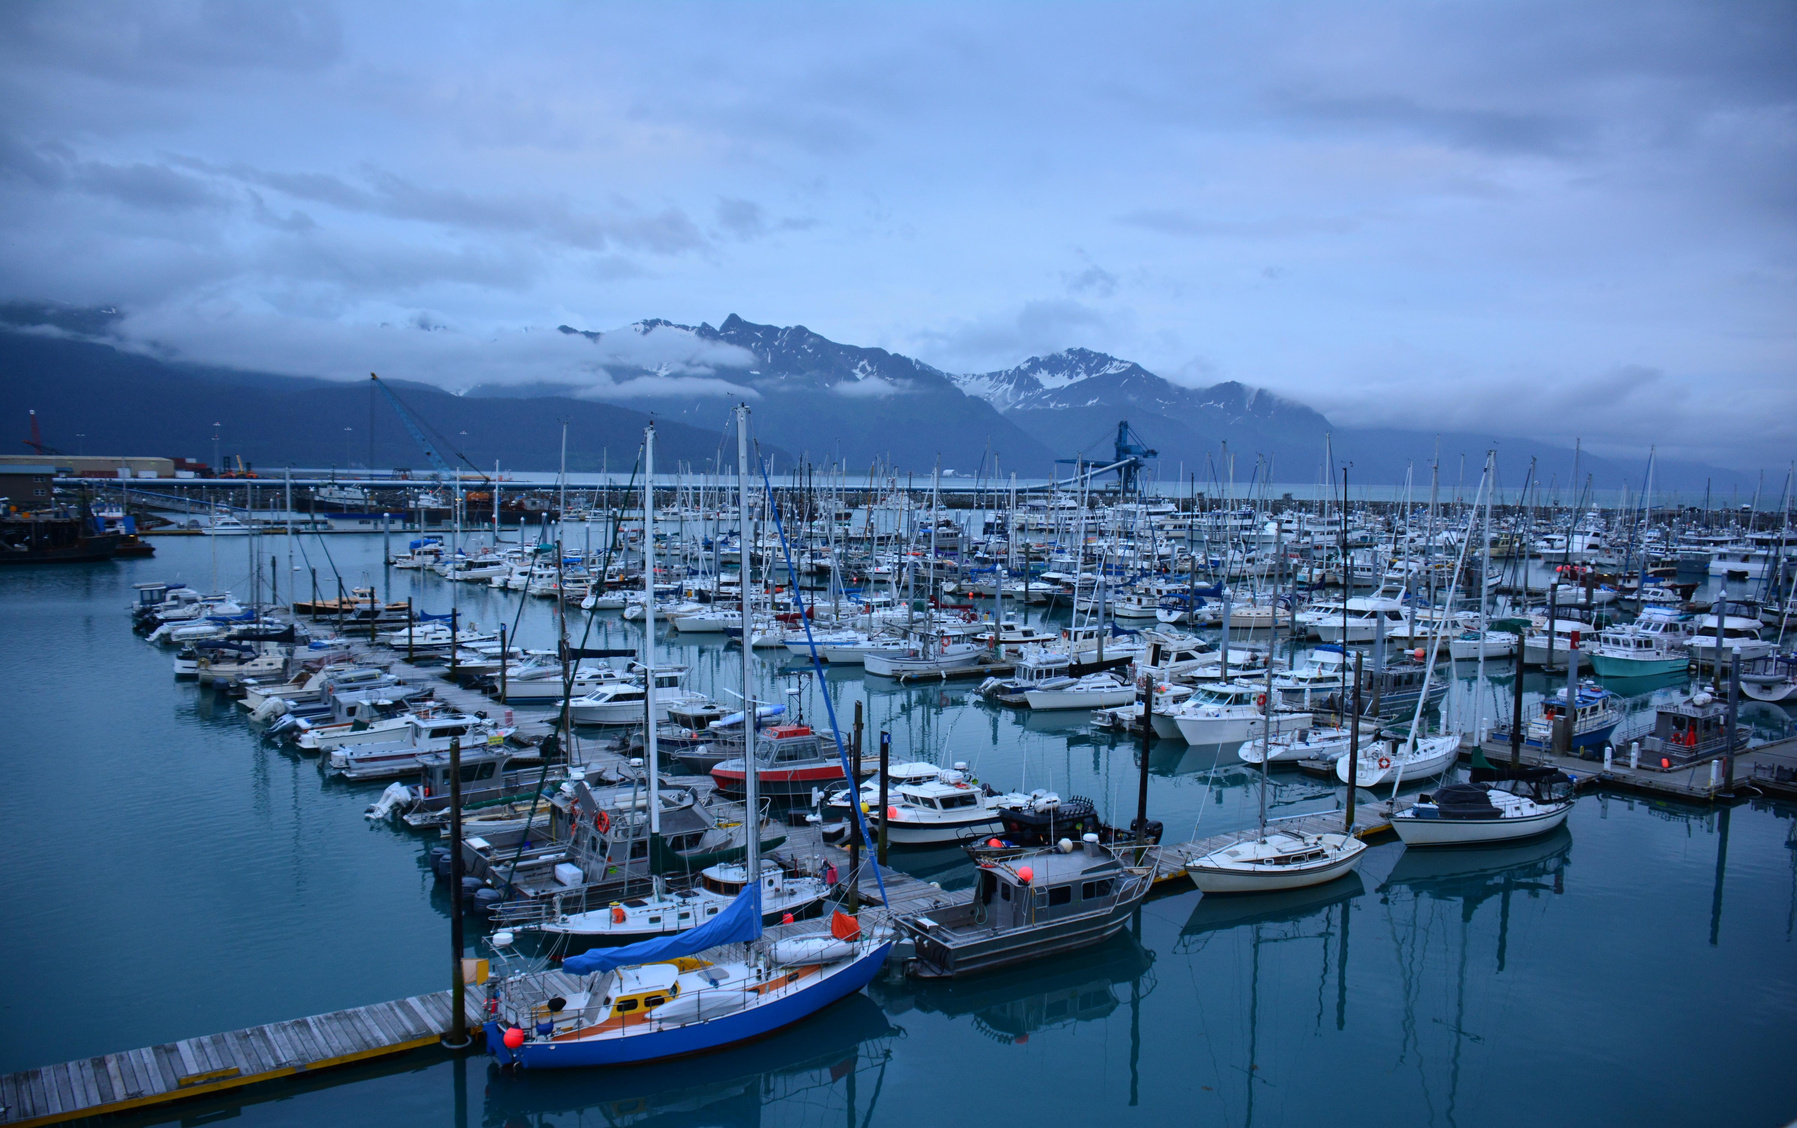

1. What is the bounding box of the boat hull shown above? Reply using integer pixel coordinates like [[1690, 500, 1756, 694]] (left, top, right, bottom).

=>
[[1185, 843, 1364, 894], [1392, 803, 1572, 846], [1589, 653, 1687, 678], [487, 942, 892, 1068]]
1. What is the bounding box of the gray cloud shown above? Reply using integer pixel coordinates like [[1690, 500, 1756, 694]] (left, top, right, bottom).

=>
[[0, 1, 1787, 469]]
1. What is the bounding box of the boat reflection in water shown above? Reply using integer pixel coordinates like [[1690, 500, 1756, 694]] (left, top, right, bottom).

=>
[[871, 931, 1154, 1045], [1379, 826, 1572, 916], [483, 993, 900, 1128]]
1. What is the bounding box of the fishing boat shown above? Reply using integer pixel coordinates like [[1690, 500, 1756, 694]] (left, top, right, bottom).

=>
[[896, 835, 1153, 977], [862, 633, 985, 678], [1491, 682, 1623, 753], [1391, 760, 1576, 846], [1587, 626, 1690, 678], [710, 725, 853, 800]]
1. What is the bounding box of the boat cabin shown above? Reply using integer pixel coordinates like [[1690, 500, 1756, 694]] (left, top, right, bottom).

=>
[[1638, 698, 1743, 769]]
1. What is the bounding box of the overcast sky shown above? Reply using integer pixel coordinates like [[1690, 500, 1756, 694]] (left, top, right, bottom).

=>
[[1, 1, 1792, 468]]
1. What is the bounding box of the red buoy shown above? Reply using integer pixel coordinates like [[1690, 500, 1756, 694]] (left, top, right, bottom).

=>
[[503, 1027, 525, 1049], [1017, 866, 1034, 884]]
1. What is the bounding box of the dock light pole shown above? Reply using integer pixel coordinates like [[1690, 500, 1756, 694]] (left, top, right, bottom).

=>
[[877, 731, 891, 866], [444, 735, 471, 1049]]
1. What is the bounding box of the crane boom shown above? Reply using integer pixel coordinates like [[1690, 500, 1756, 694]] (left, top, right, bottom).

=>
[[369, 374, 488, 482]]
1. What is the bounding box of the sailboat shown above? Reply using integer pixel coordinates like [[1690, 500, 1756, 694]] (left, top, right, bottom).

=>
[[485, 408, 891, 1069], [1181, 557, 1368, 893]]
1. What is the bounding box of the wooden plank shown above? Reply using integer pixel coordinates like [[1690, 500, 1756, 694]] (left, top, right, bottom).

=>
[[402, 996, 441, 1034], [113, 1049, 144, 1098], [101, 1054, 126, 1104], [72, 1057, 102, 1109], [152, 1044, 183, 1091], [225, 1029, 268, 1076], [342, 1008, 388, 1050], [337, 1009, 384, 1052], [281, 1018, 325, 1063], [173, 1039, 202, 1079], [1, 1070, 20, 1120], [206, 1032, 244, 1074], [126, 1047, 162, 1096], [48, 1063, 74, 1116], [367, 1003, 413, 1043], [386, 1000, 429, 1039], [21, 1069, 47, 1120], [300, 1015, 344, 1060], [305, 1014, 355, 1059], [247, 1024, 288, 1070]]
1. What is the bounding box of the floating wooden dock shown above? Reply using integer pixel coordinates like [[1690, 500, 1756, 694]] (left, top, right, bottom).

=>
[[1469, 734, 1797, 804], [0, 989, 487, 1127]]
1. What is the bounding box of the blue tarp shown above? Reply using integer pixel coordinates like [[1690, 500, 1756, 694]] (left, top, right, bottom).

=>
[[408, 538, 442, 550], [419, 611, 456, 622], [560, 882, 762, 976], [206, 611, 257, 623]]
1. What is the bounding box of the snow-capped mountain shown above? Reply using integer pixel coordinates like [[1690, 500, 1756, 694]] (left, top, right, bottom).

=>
[[952, 348, 1332, 473], [555, 315, 1056, 471]]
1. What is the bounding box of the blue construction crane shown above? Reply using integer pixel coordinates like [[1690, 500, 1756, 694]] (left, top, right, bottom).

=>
[[1053, 419, 1158, 495], [369, 373, 488, 482]]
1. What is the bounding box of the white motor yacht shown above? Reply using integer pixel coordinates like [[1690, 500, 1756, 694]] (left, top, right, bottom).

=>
[[1163, 681, 1310, 745], [1022, 672, 1137, 711]]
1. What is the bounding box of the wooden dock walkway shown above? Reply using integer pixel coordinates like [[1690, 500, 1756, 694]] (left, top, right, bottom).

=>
[[0, 989, 487, 1127], [1469, 734, 1797, 804]]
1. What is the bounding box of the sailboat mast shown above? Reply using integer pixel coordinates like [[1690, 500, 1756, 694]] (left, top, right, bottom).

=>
[[643, 425, 660, 837], [737, 404, 759, 882]]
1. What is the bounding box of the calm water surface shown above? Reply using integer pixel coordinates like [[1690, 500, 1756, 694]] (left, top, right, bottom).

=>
[[2, 534, 1794, 1128]]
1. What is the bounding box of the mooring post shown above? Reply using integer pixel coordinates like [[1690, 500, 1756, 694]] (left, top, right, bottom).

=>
[[499, 624, 508, 704], [444, 735, 470, 1048], [1510, 629, 1526, 766], [1345, 652, 1362, 832], [877, 730, 891, 866]]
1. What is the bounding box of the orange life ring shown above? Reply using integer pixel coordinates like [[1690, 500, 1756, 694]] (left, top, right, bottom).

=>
[[593, 810, 611, 834], [1377, 756, 1391, 770], [1255, 693, 1267, 707]]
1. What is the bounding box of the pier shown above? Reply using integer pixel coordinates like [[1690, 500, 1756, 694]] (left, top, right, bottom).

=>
[[0, 990, 487, 1127]]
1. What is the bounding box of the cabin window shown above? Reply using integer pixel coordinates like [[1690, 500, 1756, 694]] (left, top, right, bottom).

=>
[[630, 839, 648, 859], [1082, 879, 1113, 899], [1045, 886, 1072, 907], [999, 883, 1012, 902], [615, 998, 639, 1013], [644, 995, 666, 1008]]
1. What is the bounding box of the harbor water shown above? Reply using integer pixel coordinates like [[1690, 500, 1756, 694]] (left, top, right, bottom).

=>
[[3, 534, 1795, 1127]]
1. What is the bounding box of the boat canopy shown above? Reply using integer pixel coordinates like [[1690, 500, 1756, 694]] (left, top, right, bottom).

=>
[[560, 882, 762, 976]]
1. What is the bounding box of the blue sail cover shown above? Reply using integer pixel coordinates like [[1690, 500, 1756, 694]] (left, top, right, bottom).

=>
[[560, 882, 762, 976], [419, 611, 457, 622]]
